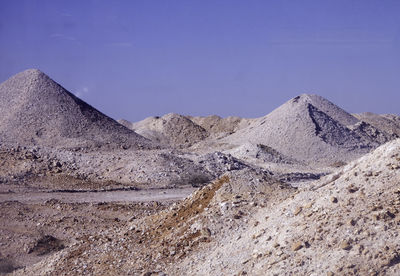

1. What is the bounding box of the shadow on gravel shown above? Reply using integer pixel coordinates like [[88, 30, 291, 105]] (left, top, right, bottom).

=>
[[28, 235, 65, 256], [0, 258, 20, 274]]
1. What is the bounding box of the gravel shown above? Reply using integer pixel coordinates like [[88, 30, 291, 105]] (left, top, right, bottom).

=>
[[222, 94, 394, 164], [1, 70, 400, 275], [121, 113, 209, 147], [0, 69, 154, 151]]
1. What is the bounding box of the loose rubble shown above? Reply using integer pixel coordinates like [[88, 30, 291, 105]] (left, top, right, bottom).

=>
[[0, 70, 399, 275]]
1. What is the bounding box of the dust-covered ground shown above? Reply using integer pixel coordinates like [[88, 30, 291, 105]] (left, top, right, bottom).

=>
[[0, 185, 184, 275], [1, 70, 400, 275], [3, 139, 399, 276]]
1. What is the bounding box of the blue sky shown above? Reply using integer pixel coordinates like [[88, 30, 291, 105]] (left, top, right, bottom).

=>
[[0, 0, 399, 121]]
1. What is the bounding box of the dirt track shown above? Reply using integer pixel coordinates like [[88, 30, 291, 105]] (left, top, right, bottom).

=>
[[0, 187, 196, 204]]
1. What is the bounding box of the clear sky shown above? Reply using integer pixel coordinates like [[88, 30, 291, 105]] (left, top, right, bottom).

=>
[[0, 0, 399, 121]]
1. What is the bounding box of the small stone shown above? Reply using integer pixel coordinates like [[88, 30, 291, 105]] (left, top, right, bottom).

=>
[[201, 228, 211, 237], [390, 164, 400, 170], [355, 244, 365, 254], [304, 202, 314, 209], [292, 241, 303, 251], [347, 185, 359, 193], [340, 240, 352, 250], [330, 196, 338, 203], [294, 207, 302, 216], [385, 210, 396, 219], [365, 171, 373, 177], [252, 232, 263, 240], [348, 219, 356, 226]]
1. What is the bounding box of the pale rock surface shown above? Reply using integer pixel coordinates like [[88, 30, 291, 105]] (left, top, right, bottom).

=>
[[1, 69, 400, 275], [169, 139, 400, 275], [120, 113, 208, 147], [354, 112, 400, 137], [0, 69, 153, 150], [13, 139, 400, 275], [188, 115, 252, 137], [222, 94, 393, 164]]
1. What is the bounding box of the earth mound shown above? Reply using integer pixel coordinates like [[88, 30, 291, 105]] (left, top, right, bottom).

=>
[[354, 112, 400, 137], [172, 140, 400, 275], [225, 142, 300, 165], [295, 94, 359, 126], [11, 139, 400, 275], [224, 94, 393, 164], [123, 113, 209, 147], [0, 69, 152, 150], [188, 115, 251, 136]]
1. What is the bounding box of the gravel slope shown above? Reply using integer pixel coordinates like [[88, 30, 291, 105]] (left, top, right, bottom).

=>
[[120, 113, 209, 147], [354, 112, 400, 137], [172, 138, 400, 275], [0, 69, 153, 150], [1, 69, 400, 275], [13, 139, 400, 275], [223, 94, 393, 164], [188, 115, 252, 137]]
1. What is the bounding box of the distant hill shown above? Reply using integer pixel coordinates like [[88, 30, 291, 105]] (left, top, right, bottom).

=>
[[119, 113, 209, 147], [187, 115, 251, 136], [353, 112, 400, 137]]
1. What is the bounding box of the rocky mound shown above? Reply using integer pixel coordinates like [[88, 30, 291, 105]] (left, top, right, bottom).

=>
[[354, 112, 400, 137], [173, 138, 400, 275], [1, 143, 258, 191], [188, 115, 252, 136], [225, 142, 301, 165], [224, 94, 393, 164], [0, 69, 153, 150], [116, 118, 134, 129], [295, 94, 359, 126], [12, 139, 400, 275], [13, 170, 292, 275], [123, 113, 209, 147]]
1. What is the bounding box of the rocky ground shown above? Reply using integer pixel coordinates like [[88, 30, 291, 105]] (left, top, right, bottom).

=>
[[0, 197, 173, 274], [4, 139, 400, 275], [1, 70, 400, 275], [172, 139, 400, 276]]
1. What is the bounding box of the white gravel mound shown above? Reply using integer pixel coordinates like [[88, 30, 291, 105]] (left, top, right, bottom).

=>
[[0, 69, 153, 150], [123, 113, 209, 147], [354, 112, 400, 137], [223, 94, 393, 164], [171, 139, 400, 275], [188, 115, 252, 136]]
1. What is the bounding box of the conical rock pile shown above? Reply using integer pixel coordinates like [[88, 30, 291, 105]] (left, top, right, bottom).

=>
[[0, 69, 152, 150]]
